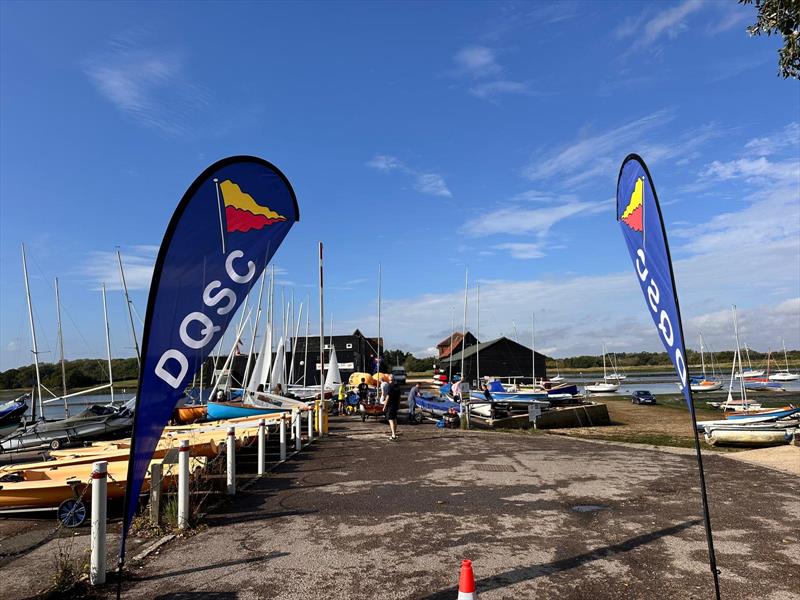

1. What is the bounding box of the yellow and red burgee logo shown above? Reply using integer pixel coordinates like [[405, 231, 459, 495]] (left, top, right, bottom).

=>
[[220, 180, 287, 233], [620, 176, 644, 233]]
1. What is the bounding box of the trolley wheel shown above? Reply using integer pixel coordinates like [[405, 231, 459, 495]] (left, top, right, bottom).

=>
[[361, 413, 366, 422], [57, 498, 88, 528], [49, 439, 62, 451]]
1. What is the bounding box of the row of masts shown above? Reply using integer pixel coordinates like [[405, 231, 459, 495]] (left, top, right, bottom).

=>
[[20, 245, 139, 421]]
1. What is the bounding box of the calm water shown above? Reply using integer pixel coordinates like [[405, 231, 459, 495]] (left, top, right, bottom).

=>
[[0, 391, 134, 421]]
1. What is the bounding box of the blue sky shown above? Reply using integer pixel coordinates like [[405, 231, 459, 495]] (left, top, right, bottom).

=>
[[1, 0, 798, 370]]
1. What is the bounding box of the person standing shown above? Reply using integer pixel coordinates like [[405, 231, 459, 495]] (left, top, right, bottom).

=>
[[337, 382, 347, 415], [407, 382, 421, 422], [379, 376, 390, 406], [384, 377, 401, 440], [357, 377, 369, 407]]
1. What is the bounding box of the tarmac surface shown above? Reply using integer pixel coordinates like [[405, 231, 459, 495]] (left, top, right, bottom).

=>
[[100, 417, 799, 600]]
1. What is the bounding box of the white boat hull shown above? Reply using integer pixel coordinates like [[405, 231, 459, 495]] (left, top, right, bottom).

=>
[[704, 427, 794, 447], [585, 383, 619, 393], [735, 370, 764, 379], [769, 372, 800, 381], [690, 381, 724, 392]]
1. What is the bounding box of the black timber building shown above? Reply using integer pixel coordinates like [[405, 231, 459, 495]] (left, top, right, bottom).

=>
[[438, 336, 547, 385]]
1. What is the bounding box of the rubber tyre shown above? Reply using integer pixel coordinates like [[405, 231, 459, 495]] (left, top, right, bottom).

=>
[[50, 439, 62, 451]]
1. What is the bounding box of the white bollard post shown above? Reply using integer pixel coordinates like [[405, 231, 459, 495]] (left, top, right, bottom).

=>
[[294, 409, 302, 451], [178, 439, 190, 530], [279, 414, 287, 461], [227, 426, 236, 495], [257, 419, 266, 476], [89, 460, 107, 586], [307, 407, 314, 442]]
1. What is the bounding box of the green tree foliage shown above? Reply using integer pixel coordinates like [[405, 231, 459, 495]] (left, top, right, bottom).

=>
[[404, 355, 436, 373], [740, 0, 800, 78], [0, 358, 138, 391]]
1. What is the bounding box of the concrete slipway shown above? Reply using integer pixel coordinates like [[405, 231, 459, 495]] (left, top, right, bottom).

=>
[[89, 418, 800, 600]]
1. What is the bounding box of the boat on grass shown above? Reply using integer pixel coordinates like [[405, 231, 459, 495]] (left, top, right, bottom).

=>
[[704, 423, 797, 447]]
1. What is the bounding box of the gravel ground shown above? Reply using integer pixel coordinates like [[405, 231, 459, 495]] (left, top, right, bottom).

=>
[[100, 417, 799, 600]]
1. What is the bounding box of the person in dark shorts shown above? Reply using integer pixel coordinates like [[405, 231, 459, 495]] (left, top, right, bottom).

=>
[[357, 378, 369, 406], [383, 378, 401, 440]]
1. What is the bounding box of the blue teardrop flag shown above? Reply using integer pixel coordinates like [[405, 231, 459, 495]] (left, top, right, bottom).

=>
[[119, 156, 299, 564], [616, 154, 692, 409]]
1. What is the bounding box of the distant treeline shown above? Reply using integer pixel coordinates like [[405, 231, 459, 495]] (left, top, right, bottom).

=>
[[2, 348, 798, 390], [0, 358, 139, 391], [552, 349, 800, 370]]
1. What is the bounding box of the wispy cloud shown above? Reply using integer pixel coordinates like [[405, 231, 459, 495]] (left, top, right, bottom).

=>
[[492, 242, 545, 259], [483, 2, 581, 40], [523, 109, 675, 185], [78, 245, 158, 291], [469, 80, 537, 99], [462, 199, 609, 238], [453, 46, 502, 78], [451, 45, 534, 100], [744, 122, 800, 156], [366, 155, 452, 198], [84, 32, 209, 135], [617, 0, 705, 49]]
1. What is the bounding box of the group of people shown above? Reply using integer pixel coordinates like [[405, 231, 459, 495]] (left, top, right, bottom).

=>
[[334, 376, 424, 441]]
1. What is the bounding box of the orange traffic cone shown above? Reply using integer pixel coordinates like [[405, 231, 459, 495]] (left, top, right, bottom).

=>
[[457, 559, 476, 599]]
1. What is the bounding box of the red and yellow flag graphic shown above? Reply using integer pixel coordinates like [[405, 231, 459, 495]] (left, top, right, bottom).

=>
[[620, 176, 644, 233], [220, 180, 287, 232]]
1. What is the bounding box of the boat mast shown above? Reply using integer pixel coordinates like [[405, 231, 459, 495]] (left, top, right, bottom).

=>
[[377, 262, 381, 377], [699, 334, 706, 379], [476, 284, 480, 386], [531, 312, 536, 385], [101, 283, 115, 405], [783, 339, 789, 372], [732, 305, 747, 407], [302, 295, 310, 385], [287, 301, 303, 386], [116, 249, 141, 368], [319, 242, 325, 399], [744, 343, 753, 372], [448, 308, 454, 383], [21, 244, 43, 420], [461, 267, 468, 385], [602, 343, 608, 381], [242, 263, 268, 391], [55, 277, 69, 417]]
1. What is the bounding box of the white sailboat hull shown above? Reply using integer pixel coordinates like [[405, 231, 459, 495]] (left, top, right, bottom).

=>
[[769, 371, 800, 381], [585, 383, 619, 393], [735, 370, 764, 378]]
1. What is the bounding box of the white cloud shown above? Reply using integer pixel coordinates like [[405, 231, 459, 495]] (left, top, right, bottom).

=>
[[365, 154, 404, 172], [462, 200, 609, 238], [492, 242, 545, 259], [414, 173, 452, 198], [78, 245, 158, 291], [452, 45, 534, 100], [744, 122, 800, 156], [85, 33, 208, 135], [453, 46, 501, 78], [366, 155, 452, 198], [469, 80, 535, 99], [616, 0, 705, 49], [523, 110, 675, 185], [701, 156, 799, 185]]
